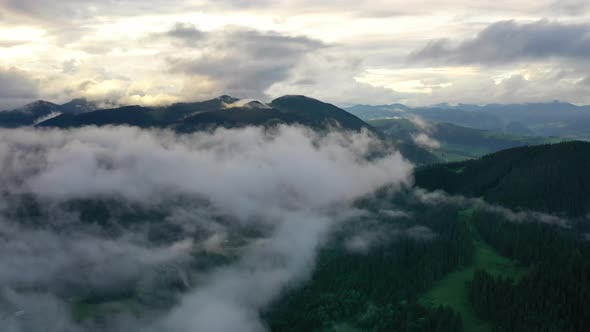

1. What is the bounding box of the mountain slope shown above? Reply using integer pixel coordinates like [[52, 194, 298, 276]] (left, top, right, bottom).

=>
[[38, 106, 158, 128], [0, 101, 63, 127], [59, 98, 99, 114], [174, 107, 302, 132], [271, 95, 373, 132], [0, 99, 102, 128], [153, 95, 240, 123], [415, 141, 590, 217]]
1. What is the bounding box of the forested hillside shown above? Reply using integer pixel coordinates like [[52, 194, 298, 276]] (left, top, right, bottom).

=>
[[415, 141, 590, 217], [265, 199, 472, 332], [468, 211, 590, 332]]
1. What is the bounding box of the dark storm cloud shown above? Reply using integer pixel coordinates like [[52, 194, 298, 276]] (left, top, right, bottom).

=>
[[165, 24, 323, 99], [410, 19, 590, 65], [0, 68, 39, 110]]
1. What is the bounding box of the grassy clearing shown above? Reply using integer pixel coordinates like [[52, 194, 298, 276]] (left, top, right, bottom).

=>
[[420, 208, 526, 332]]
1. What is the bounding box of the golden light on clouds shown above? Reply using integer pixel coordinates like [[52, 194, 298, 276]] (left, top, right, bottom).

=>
[[0, 0, 589, 109], [354, 67, 475, 94]]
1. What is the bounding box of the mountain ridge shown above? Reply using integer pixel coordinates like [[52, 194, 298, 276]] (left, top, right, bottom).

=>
[[346, 101, 590, 138], [31, 95, 375, 134]]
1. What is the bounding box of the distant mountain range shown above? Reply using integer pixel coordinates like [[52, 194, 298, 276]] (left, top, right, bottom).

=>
[[0, 99, 99, 127], [347, 101, 590, 139], [0, 95, 374, 134], [2, 95, 448, 165], [5, 95, 589, 166], [370, 118, 561, 162]]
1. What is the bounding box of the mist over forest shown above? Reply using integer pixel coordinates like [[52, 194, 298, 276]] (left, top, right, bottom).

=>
[[3, 1, 590, 331]]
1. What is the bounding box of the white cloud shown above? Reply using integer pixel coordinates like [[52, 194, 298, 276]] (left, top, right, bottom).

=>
[[1, 1, 589, 106], [0, 125, 413, 331], [411, 132, 441, 149]]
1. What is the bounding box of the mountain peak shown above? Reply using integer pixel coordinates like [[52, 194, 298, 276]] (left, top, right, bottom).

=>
[[216, 95, 240, 104], [270, 95, 372, 131], [60, 98, 99, 114], [272, 95, 317, 102], [23, 100, 54, 107], [14, 100, 59, 113]]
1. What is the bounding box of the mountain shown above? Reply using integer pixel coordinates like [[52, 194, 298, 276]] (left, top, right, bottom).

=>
[[345, 103, 410, 120], [153, 95, 240, 123], [370, 118, 560, 161], [505, 121, 535, 136], [409, 107, 505, 132], [174, 107, 302, 132], [0, 100, 63, 127], [33, 95, 443, 165], [59, 98, 99, 114], [38, 106, 158, 128], [36, 95, 375, 133], [415, 141, 590, 217], [477, 101, 590, 138], [0, 98, 100, 128], [173, 95, 369, 132], [347, 101, 590, 138], [394, 141, 441, 165], [270, 95, 373, 132], [266, 96, 441, 164], [347, 104, 505, 132]]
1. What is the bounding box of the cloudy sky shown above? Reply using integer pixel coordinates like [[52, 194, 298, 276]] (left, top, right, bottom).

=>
[[1, 0, 590, 109]]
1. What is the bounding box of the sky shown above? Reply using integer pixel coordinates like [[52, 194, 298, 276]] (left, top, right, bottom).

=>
[[1, 0, 590, 109]]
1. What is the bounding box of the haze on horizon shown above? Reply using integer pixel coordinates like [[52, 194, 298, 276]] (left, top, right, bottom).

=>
[[1, 0, 590, 109]]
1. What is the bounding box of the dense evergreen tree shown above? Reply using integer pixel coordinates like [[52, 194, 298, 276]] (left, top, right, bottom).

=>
[[264, 204, 471, 332], [415, 141, 590, 217], [467, 211, 590, 332]]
